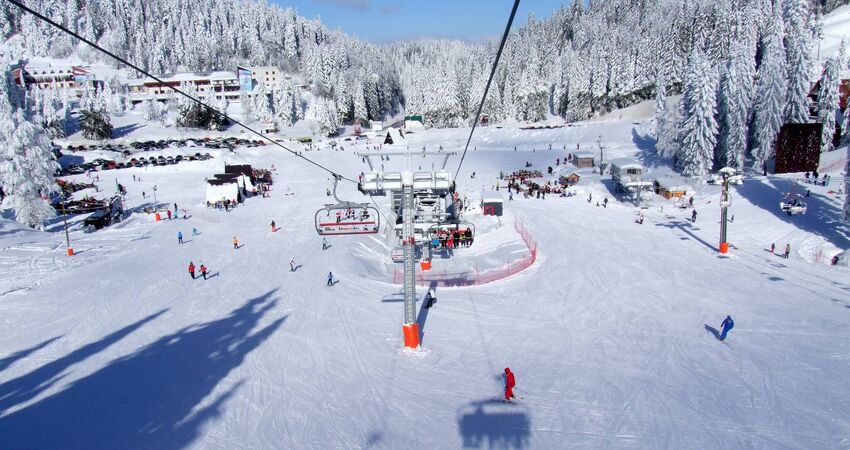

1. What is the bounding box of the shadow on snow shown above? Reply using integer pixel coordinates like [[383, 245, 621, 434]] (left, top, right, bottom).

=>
[[0, 290, 286, 450], [457, 398, 531, 449]]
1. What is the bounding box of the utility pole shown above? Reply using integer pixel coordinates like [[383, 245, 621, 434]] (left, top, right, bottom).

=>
[[718, 169, 733, 254], [61, 201, 72, 256]]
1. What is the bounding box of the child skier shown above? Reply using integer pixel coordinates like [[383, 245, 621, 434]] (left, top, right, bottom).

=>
[[188, 261, 195, 279], [504, 367, 516, 402], [719, 315, 734, 341], [290, 258, 296, 272], [192, 227, 199, 236], [177, 231, 183, 244], [270, 220, 276, 232], [233, 237, 239, 249], [327, 272, 334, 286], [200, 264, 208, 280]]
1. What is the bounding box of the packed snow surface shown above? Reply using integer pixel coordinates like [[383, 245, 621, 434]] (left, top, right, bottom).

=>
[[1, 119, 850, 449]]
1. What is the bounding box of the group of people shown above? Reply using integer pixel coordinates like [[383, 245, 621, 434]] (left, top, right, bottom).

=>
[[430, 228, 474, 250], [333, 207, 371, 223], [770, 242, 792, 259], [207, 198, 237, 211], [804, 171, 830, 186], [187, 261, 210, 280]]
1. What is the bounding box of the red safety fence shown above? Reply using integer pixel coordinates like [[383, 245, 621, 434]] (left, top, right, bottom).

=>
[[392, 219, 538, 287]]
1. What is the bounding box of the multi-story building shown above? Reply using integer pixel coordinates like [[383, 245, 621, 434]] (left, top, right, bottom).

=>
[[249, 66, 282, 90], [125, 71, 241, 105], [10, 63, 100, 97]]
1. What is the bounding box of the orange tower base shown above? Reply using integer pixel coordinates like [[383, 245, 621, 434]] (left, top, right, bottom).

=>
[[403, 323, 420, 348], [719, 242, 729, 254], [155, 212, 161, 221], [67, 247, 74, 257]]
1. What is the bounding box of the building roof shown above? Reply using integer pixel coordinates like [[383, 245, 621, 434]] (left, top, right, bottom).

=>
[[610, 158, 643, 170], [573, 151, 596, 159], [481, 191, 503, 203], [207, 178, 238, 186], [209, 71, 237, 81]]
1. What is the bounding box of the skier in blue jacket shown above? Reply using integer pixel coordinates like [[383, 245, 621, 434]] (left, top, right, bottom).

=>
[[720, 316, 734, 341], [177, 231, 184, 244], [327, 272, 334, 286]]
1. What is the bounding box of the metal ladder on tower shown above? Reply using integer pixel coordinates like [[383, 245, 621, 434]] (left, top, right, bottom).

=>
[[401, 182, 419, 348]]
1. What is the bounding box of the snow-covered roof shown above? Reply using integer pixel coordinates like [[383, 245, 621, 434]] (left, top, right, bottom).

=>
[[209, 71, 237, 81], [170, 73, 200, 82], [573, 151, 595, 159], [481, 192, 503, 203], [610, 158, 643, 170]]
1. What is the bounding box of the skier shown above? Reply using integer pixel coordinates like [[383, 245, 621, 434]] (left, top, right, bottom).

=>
[[327, 271, 334, 286], [603, 197, 608, 208], [719, 315, 734, 341], [508, 191, 513, 201], [188, 261, 195, 279], [322, 237, 328, 250], [177, 231, 183, 244], [691, 209, 697, 222], [587, 193, 592, 203], [504, 367, 516, 402], [174, 202, 178, 212], [167, 209, 172, 220], [770, 242, 775, 253], [142, 191, 146, 199], [424, 289, 436, 308], [290, 258, 296, 272], [270, 220, 276, 232], [200, 264, 208, 280], [192, 227, 199, 236], [784, 244, 791, 259], [233, 237, 239, 249]]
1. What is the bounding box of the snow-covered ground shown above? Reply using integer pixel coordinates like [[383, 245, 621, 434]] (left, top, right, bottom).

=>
[[1, 117, 850, 449]]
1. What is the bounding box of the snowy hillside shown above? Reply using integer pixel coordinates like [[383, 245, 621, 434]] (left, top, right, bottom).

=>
[[1, 115, 849, 449]]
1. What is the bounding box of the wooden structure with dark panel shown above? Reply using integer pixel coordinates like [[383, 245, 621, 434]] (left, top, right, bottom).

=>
[[774, 123, 822, 174]]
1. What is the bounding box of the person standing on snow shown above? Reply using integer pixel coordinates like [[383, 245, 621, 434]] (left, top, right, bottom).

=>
[[770, 242, 775, 254], [784, 244, 791, 259], [290, 258, 296, 272], [504, 368, 516, 402], [192, 227, 199, 236], [270, 220, 276, 232], [233, 237, 239, 249], [188, 261, 195, 279], [322, 237, 328, 250], [167, 209, 172, 220], [178, 231, 183, 244], [691, 209, 697, 222], [719, 315, 734, 341], [200, 264, 208, 280], [327, 272, 334, 286]]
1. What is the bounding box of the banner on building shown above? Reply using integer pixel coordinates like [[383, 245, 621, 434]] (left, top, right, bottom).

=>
[[237, 66, 253, 93]]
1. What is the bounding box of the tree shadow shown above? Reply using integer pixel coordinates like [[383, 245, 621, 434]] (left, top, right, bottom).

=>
[[734, 178, 850, 249], [0, 336, 63, 374], [0, 292, 286, 450], [0, 310, 167, 416], [111, 123, 144, 139], [457, 399, 531, 449], [704, 324, 721, 340]]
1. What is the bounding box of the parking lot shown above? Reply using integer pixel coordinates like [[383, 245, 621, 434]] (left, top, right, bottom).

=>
[[58, 136, 268, 175]]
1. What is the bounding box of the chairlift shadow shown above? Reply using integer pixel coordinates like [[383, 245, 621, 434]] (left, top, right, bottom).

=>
[[457, 398, 531, 449]]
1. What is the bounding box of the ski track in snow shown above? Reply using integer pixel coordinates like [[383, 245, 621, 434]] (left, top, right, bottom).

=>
[[0, 120, 849, 449]]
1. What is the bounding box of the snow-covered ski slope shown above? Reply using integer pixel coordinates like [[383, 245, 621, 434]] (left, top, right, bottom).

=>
[[1, 119, 850, 449]]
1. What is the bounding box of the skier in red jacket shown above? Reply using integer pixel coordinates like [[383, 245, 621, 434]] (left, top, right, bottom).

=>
[[504, 367, 516, 401], [188, 261, 195, 279]]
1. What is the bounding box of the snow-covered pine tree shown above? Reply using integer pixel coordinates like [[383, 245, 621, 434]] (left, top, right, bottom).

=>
[[751, 12, 787, 174], [784, 0, 813, 124], [0, 66, 57, 228], [678, 51, 719, 178], [651, 74, 667, 138], [240, 91, 256, 124], [717, 42, 756, 172], [253, 82, 274, 123], [79, 86, 113, 140], [312, 95, 340, 137], [41, 87, 64, 138], [817, 57, 841, 153]]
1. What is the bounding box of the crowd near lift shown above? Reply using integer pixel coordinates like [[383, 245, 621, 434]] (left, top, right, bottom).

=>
[[314, 175, 380, 235], [779, 180, 807, 215]]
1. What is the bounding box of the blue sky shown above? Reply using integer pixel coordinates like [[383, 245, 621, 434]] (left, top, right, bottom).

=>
[[270, 0, 573, 43]]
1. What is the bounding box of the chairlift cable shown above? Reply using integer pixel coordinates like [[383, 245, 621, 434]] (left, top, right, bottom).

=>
[[6, 0, 357, 184], [454, 0, 521, 181]]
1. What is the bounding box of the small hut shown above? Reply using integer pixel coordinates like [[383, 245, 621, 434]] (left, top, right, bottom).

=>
[[559, 172, 581, 187], [573, 151, 595, 168], [481, 191, 504, 216]]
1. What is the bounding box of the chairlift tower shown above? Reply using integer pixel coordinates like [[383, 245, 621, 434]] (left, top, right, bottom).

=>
[[717, 167, 740, 254], [359, 149, 458, 349]]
